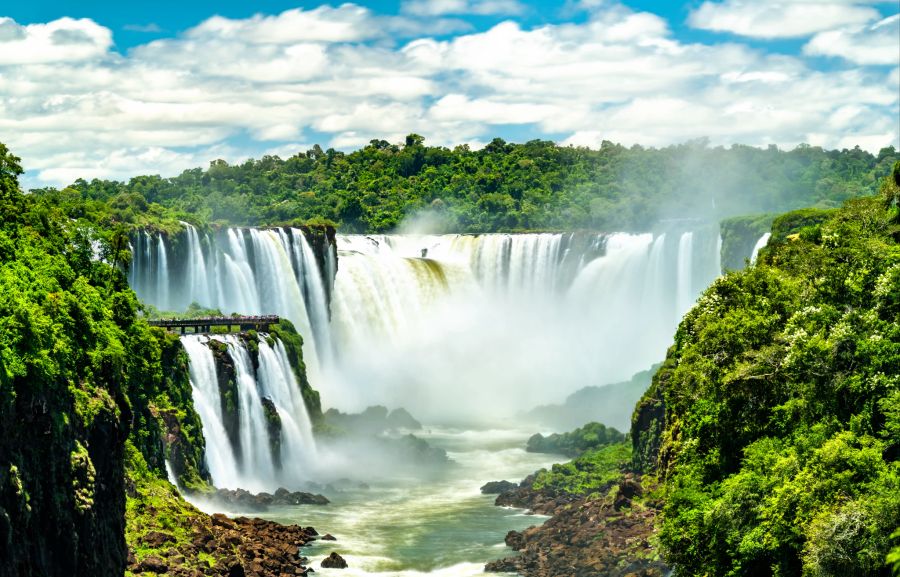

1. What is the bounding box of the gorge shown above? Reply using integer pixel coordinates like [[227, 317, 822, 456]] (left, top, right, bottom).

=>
[[124, 222, 767, 574]]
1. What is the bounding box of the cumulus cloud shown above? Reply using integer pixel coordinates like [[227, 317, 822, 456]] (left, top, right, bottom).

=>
[[0, 17, 112, 64], [688, 1, 881, 38], [0, 2, 897, 188], [804, 13, 900, 64]]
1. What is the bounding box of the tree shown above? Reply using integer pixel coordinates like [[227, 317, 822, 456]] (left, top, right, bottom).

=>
[[0, 142, 24, 223]]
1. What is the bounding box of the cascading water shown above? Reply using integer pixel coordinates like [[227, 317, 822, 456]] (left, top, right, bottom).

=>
[[180, 333, 316, 492], [750, 232, 771, 263], [131, 225, 750, 422], [676, 231, 694, 316], [132, 223, 771, 574]]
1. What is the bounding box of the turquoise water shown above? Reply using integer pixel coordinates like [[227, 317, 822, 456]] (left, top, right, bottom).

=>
[[255, 428, 559, 576]]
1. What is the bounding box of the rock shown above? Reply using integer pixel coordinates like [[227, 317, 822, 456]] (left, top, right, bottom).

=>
[[138, 555, 169, 573], [141, 530, 176, 548], [504, 530, 525, 550], [227, 560, 246, 577], [321, 552, 348, 569], [320, 534, 336, 541], [480, 480, 518, 495]]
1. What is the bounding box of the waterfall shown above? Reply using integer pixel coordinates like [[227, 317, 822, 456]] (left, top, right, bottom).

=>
[[156, 235, 169, 310], [181, 335, 240, 487], [133, 227, 723, 424], [750, 232, 771, 263], [180, 333, 317, 492], [676, 232, 694, 316]]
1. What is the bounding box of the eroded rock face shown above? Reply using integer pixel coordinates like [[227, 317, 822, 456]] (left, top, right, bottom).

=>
[[1, 384, 129, 577]]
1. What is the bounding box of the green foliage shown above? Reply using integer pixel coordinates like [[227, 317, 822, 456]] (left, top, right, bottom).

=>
[[527, 422, 626, 457], [720, 213, 776, 271], [124, 444, 209, 569], [0, 141, 214, 572], [30, 140, 900, 233], [532, 442, 632, 496], [633, 182, 900, 576]]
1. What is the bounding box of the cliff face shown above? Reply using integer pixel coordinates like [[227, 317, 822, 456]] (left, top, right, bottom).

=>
[[0, 367, 129, 577]]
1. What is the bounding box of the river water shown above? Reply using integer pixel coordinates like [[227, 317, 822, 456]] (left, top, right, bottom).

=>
[[196, 427, 561, 576]]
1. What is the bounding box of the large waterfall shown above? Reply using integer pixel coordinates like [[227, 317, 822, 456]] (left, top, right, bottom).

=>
[[131, 225, 731, 422], [181, 333, 316, 492]]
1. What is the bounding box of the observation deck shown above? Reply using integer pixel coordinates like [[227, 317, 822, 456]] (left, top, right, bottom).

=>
[[147, 315, 280, 334]]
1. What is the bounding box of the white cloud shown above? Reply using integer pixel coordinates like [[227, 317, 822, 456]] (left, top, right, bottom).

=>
[[0, 17, 112, 64], [804, 13, 900, 64], [688, 1, 880, 38], [0, 2, 897, 189], [401, 0, 525, 17]]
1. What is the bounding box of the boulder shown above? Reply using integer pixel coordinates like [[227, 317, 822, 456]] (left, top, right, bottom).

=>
[[321, 552, 348, 569]]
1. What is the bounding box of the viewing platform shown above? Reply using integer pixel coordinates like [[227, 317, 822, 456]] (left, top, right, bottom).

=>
[[147, 315, 280, 334]]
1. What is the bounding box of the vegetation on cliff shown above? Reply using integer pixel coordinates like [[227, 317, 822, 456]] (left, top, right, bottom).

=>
[[633, 163, 900, 576], [0, 140, 322, 574], [30, 138, 900, 233], [526, 422, 626, 458]]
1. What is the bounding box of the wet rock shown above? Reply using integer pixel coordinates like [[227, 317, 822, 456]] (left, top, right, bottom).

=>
[[209, 487, 329, 511], [504, 530, 525, 550], [138, 555, 169, 573], [480, 480, 518, 495], [321, 552, 348, 569], [321, 534, 336, 541]]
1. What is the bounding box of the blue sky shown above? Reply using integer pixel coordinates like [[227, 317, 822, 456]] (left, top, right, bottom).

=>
[[1, 0, 897, 187]]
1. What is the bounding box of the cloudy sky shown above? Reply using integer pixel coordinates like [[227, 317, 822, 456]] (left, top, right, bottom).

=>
[[1, 0, 898, 188]]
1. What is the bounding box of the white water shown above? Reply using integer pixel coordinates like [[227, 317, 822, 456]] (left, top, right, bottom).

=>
[[180, 333, 316, 492], [750, 232, 771, 263], [131, 227, 745, 421]]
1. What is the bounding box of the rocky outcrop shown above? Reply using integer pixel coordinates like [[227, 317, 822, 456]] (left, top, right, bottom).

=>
[[486, 475, 666, 577], [259, 397, 282, 468], [206, 487, 329, 512], [480, 480, 517, 494], [321, 552, 348, 569], [127, 512, 317, 577], [208, 339, 241, 458], [299, 223, 337, 310]]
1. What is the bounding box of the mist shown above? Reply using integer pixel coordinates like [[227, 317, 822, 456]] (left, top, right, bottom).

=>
[[317, 230, 721, 424]]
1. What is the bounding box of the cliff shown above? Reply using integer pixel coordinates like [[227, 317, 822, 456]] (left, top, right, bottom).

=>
[[632, 176, 900, 576]]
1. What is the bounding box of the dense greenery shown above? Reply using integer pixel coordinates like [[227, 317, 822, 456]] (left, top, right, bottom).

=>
[[33, 138, 900, 233], [531, 442, 632, 496], [633, 164, 900, 576], [527, 422, 626, 457], [0, 141, 220, 574]]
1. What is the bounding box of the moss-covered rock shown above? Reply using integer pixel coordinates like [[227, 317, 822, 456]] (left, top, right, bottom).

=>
[[259, 397, 282, 468]]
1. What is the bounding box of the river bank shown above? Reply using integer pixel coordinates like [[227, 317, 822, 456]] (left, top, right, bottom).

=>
[[485, 468, 668, 576]]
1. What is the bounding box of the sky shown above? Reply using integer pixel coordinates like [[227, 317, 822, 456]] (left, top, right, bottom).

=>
[[1, 0, 898, 188]]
